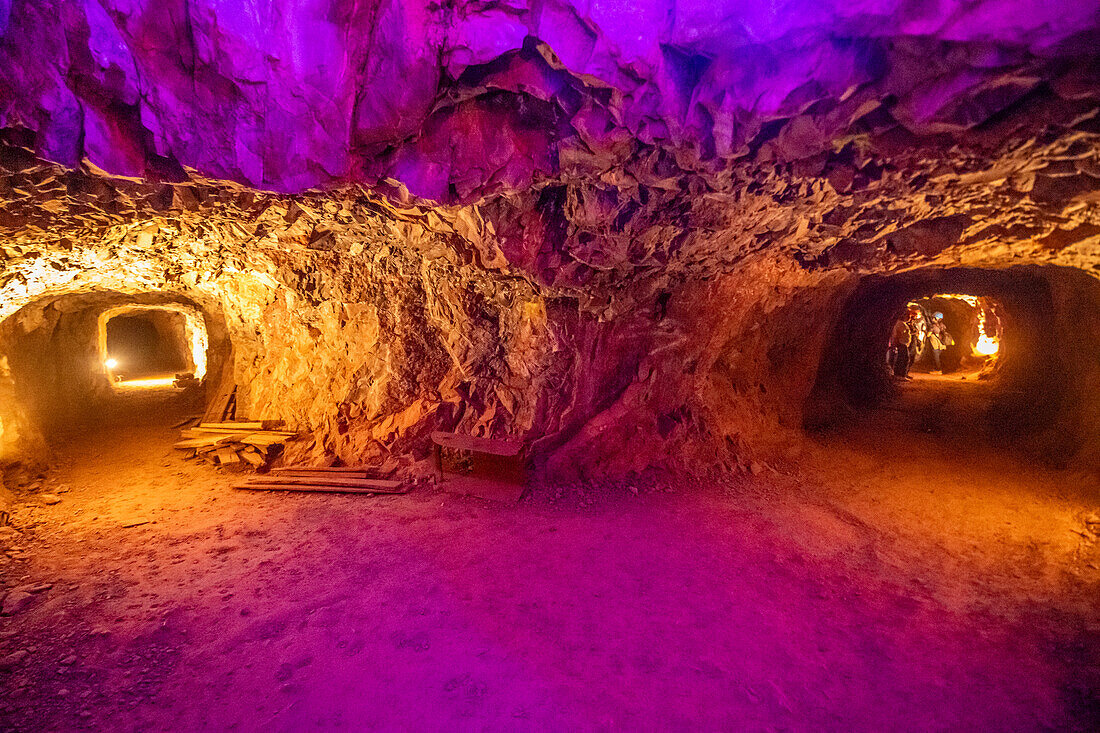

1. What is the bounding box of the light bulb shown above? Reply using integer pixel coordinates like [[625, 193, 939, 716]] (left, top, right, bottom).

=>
[[105, 358, 118, 369]]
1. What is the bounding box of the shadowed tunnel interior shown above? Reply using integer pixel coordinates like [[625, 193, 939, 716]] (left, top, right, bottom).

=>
[[0, 292, 226, 453], [104, 311, 192, 380]]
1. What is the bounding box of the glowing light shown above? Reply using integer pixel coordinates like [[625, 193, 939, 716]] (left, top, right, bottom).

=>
[[105, 358, 119, 369], [116, 377, 177, 389], [975, 334, 999, 355], [972, 302, 1000, 358], [929, 293, 1001, 358], [939, 294, 980, 307]]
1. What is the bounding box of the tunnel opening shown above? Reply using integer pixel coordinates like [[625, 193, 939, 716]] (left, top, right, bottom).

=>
[[100, 306, 208, 387], [806, 266, 1100, 470], [900, 294, 1004, 378], [0, 291, 229, 467]]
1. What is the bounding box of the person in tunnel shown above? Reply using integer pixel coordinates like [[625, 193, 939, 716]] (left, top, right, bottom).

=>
[[907, 305, 927, 367], [926, 312, 954, 373], [888, 310, 915, 380]]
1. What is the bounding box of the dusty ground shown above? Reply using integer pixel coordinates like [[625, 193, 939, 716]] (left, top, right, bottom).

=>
[[1, 384, 1098, 731]]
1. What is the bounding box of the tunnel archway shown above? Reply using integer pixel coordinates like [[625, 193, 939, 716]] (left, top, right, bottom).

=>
[[904, 294, 1004, 376], [806, 266, 1100, 469], [100, 304, 209, 385], [0, 290, 232, 465]]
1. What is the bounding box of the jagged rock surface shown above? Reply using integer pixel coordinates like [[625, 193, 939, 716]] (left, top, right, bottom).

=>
[[1, 1, 1099, 476]]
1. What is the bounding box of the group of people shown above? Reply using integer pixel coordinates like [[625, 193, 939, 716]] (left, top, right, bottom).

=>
[[888, 305, 954, 380]]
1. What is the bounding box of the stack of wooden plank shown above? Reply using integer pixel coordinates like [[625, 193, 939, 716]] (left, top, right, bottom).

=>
[[173, 421, 298, 467], [234, 466, 409, 495]]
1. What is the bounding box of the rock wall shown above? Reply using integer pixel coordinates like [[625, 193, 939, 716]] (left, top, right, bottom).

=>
[[2, 138, 1100, 476], [1, 0, 1099, 476], [2, 1, 1098, 200]]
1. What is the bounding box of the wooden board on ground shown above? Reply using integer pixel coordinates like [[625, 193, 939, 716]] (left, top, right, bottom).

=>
[[440, 475, 525, 504], [240, 476, 404, 492], [237, 433, 295, 447], [175, 412, 296, 470], [215, 448, 240, 464], [271, 466, 376, 474], [200, 421, 264, 431], [235, 483, 396, 495], [183, 428, 296, 440], [173, 436, 226, 450], [176, 432, 242, 446], [273, 471, 373, 480]]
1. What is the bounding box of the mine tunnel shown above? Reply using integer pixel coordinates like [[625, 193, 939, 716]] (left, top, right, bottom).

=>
[[0, 292, 226, 454], [103, 309, 199, 383], [807, 266, 1100, 466], [1, 1, 1099, 730]]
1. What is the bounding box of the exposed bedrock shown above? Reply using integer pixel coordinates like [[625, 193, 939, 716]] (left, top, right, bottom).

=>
[[1, 1, 1099, 478]]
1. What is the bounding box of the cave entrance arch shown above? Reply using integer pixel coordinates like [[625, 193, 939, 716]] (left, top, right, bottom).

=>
[[99, 304, 209, 387], [0, 290, 231, 464], [806, 265, 1100, 469]]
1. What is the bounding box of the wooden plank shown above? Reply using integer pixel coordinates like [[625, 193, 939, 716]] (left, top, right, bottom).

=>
[[185, 428, 296, 439], [240, 450, 266, 467], [203, 382, 236, 422], [173, 436, 225, 450], [240, 476, 404, 491], [430, 431, 524, 456], [176, 432, 242, 446], [237, 433, 292, 447], [272, 471, 372, 481], [271, 466, 375, 474], [234, 483, 404, 495], [215, 448, 240, 464], [200, 421, 264, 431]]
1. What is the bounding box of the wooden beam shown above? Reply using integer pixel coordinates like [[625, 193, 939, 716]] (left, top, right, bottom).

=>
[[272, 471, 372, 480], [237, 433, 293, 447], [234, 483, 393, 495], [203, 382, 236, 422], [240, 476, 405, 492], [215, 447, 240, 464], [200, 421, 265, 431], [271, 466, 376, 474], [173, 436, 226, 449]]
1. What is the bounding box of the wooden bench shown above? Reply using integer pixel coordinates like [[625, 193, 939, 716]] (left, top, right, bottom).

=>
[[430, 431, 526, 503]]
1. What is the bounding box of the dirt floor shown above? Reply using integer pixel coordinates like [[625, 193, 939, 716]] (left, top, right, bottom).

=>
[[1, 384, 1098, 731]]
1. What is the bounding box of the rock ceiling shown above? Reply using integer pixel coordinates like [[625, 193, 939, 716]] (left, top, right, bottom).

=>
[[2, 1, 1099, 289]]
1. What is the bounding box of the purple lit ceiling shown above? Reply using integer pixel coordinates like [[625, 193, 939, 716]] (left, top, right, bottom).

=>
[[1, 1, 1098, 200]]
